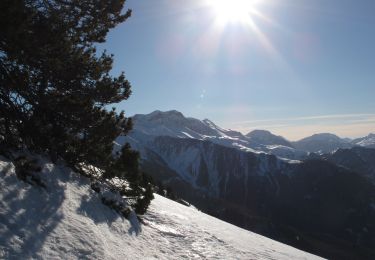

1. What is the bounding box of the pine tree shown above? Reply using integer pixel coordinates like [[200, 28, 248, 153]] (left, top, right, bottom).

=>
[[0, 0, 131, 168], [135, 183, 154, 215], [105, 143, 143, 197], [0, 0, 154, 214]]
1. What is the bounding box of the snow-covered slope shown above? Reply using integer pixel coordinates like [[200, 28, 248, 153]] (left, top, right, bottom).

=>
[[0, 158, 322, 259], [351, 133, 375, 148]]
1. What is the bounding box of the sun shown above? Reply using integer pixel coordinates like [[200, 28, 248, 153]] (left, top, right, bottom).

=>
[[209, 0, 258, 25]]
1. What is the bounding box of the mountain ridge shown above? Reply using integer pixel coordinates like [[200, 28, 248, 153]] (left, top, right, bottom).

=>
[[131, 110, 374, 154]]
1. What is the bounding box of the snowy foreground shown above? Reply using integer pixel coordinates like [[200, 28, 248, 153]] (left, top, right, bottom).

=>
[[0, 158, 323, 259]]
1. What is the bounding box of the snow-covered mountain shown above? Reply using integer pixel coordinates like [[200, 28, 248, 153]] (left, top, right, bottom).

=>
[[128, 110, 307, 160], [292, 133, 353, 154], [130, 110, 375, 160], [351, 133, 375, 148], [245, 129, 307, 160], [131, 110, 230, 139], [0, 157, 322, 259], [119, 111, 375, 220], [116, 111, 303, 220]]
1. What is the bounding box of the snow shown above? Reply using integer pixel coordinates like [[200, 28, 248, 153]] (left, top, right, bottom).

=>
[[265, 145, 306, 161], [0, 157, 323, 259], [181, 131, 195, 139], [353, 133, 375, 147]]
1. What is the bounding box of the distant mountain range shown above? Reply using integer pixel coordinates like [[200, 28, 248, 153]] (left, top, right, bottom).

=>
[[121, 110, 375, 160], [115, 110, 375, 260]]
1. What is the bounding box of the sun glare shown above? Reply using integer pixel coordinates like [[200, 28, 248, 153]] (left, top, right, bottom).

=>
[[210, 0, 258, 25], [202, 0, 289, 75]]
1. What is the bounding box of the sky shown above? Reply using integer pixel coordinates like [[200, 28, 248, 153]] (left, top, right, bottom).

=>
[[101, 0, 375, 140]]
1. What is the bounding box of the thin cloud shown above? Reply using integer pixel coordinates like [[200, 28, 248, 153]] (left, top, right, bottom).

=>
[[227, 113, 375, 140], [233, 113, 375, 125], [270, 122, 375, 141]]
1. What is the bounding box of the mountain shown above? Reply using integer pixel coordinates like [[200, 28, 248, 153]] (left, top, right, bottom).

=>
[[246, 130, 294, 147], [0, 157, 322, 259], [128, 110, 307, 160], [274, 159, 375, 259], [351, 133, 375, 148], [322, 146, 375, 183], [117, 110, 375, 259], [293, 133, 353, 154], [131, 110, 245, 140], [245, 130, 306, 160], [118, 132, 292, 219], [132, 110, 227, 139]]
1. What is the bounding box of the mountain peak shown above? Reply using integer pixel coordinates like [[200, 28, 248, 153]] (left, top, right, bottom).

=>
[[299, 133, 346, 143], [131, 110, 221, 139], [351, 133, 375, 148], [246, 129, 273, 136], [293, 133, 352, 153], [147, 110, 185, 119], [133, 110, 188, 125], [246, 129, 293, 147]]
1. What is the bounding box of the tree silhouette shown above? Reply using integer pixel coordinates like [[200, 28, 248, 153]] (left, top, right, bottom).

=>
[[0, 0, 153, 211], [0, 0, 130, 165]]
